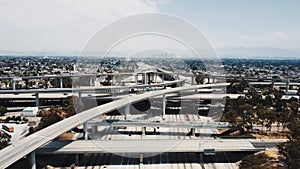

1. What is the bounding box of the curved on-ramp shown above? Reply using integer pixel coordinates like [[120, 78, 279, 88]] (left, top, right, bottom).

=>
[[0, 83, 229, 168]]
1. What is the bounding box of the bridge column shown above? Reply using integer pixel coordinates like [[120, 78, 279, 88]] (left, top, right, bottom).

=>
[[12, 79, 16, 90], [144, 72, 148, 84], [124, 104, 130, 120], [191, 75, 195, 85], [35, 93, 39, 108], [83, 122, 88, 140], [29, 151, 36, 169], [112, 74, 116, 85], [89, 76, 94, 86], [190, 128, 195, 136], [162, 94, 166, 120], [199, 153, 203, 165], [59, 77, 63, 88], [286, 79, 289, 93], [139, 153, 143, 165], [78, 92, 82, 103], [75, 154, 79, 165], [141, 127, 146, 136], [135, 74, 138, 85], [92, 126, 97, 134]]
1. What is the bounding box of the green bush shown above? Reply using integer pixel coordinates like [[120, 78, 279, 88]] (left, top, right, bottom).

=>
[[0, 106, 7, 116]]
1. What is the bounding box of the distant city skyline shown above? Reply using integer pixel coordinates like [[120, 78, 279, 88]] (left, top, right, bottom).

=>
[[0, 0, 300, 57]]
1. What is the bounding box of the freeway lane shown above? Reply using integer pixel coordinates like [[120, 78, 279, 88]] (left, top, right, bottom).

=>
[[88, 120, 229, 129], [37, 139, 262, 154], [0, 83, 229, 168]]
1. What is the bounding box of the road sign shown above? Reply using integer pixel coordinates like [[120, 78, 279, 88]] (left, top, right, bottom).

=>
[[204, 148, 215, 155]]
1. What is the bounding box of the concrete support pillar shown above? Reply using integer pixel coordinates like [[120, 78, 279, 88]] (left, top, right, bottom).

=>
[[12, 79, 16, 90], [59, 77, 63, 88], [200, 153, 203, 164], [78, 92, 82, 103], [191, 76, 195, 85], [83, 122, 88, 140], [139, 153, 143, 164], [144, 72, 147, 85], [272, 79, 275, 89], [162, 74, 165, 82], [190, 128, 196, 136], [286, 79, 289, 93], [162, 94, 166, 120], [35, 93, 39, 108], [150, 73, 153, 83], [75, 154, 79, 164], [142, 127, 146, 136], [92, 126, 97, 134], [135, 74, 138, 85], [112, 75, 116, 85], [213, 76, 216, 83], [124, 104, 130, 120], [89, 76, 93, 86], [29, 151, 36, 169]]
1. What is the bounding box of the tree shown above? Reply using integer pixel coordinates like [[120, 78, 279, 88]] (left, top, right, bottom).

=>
[[245, 87, 262, 106], [278, 96, 300, 168], [256, 108, 269, 133], [29, 107, 64, 134], [0, 131, 11, 149], [195, 75, 204, 85], [297, 88, 300, 101], [227, 79, 249, 94], [64, 96, 84, 117], [192, 72, 205, 85], [63, 77, 72, 88], [24, 79, 29, 89], [50, 78, 58, 88], [239, 104, 255, 133], [265, 109, 276, 134], [3, 80, 9, 88], [0, 106, 7, 116], [274, 89, 284, 100]]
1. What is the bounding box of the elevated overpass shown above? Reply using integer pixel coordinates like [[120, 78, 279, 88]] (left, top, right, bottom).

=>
[[0, 83, 229, 168], [87, 120, 229, 129], [2, 72, 300, 91], [36, 139, 286, 154], [0, 79, 185, 95], [0, 79, 185, 107]]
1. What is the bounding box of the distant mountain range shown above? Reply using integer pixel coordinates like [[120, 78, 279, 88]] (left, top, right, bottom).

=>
[[0, 50, 80, 56], [0, 47, 299, 59], [217, 47, 300, 59]]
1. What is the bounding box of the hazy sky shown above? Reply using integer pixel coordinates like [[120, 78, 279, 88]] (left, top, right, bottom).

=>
[[0, 0, 299, 56]]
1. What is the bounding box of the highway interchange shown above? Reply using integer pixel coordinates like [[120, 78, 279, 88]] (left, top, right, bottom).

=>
[[0, 71, 297, 169], [0, 83, 230, 168]]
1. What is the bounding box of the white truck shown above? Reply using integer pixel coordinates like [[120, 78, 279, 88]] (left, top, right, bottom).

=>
[[22, 107, 38, 117]]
